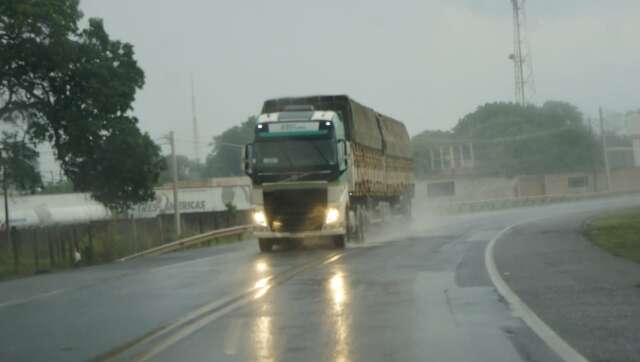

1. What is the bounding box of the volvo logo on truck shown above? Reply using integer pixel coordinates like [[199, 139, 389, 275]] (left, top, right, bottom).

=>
[[243, 95, 414, 252]]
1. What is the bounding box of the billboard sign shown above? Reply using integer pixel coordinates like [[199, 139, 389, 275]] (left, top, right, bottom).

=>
[[130, 185, 251, 218]]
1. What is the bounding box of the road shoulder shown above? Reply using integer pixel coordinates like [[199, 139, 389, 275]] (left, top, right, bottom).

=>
[[493, 211, 640, 362]]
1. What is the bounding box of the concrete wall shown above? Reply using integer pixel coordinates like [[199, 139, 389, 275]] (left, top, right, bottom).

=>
[[609, 167, 640, 192], [516, 176, 545, 197], [544, 173, 593, 195], [416, 177, 516, 203], [417, 167, 640, 204]]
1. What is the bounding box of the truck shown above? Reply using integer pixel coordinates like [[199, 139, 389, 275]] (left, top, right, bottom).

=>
[[243, 95, 414, 252]]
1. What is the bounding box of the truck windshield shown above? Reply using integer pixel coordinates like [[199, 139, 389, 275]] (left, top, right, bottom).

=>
[[254, 139, 337, 173]]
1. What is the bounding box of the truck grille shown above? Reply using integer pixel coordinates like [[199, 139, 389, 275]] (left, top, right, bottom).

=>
[[263, 188, 327, 232]]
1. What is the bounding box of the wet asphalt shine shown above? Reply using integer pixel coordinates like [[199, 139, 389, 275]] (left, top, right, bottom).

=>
[[1, 196, 639, 362]]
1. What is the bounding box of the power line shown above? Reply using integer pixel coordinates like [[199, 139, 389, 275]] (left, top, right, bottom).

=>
[[427, 126, 578, 146]]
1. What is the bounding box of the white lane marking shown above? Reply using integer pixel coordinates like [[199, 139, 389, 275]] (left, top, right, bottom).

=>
[[0, 288, 70, 309], [485, 224, 590, 362], [124, 252, 346, 361], [135, 297, 250, 361]]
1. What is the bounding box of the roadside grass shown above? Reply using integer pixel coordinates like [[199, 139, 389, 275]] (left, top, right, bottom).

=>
[[584, 208, 640, 264]]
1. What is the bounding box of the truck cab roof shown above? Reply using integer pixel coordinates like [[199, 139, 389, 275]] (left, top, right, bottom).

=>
[[258, 110, 340, 123]]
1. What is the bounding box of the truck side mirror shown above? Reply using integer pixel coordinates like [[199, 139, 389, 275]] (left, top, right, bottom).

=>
[[242, 143, 254, 176]]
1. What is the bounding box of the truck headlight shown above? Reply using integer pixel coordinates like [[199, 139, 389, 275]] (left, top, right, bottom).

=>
[[325, 208, 340, 224], [253, 211, 268, 227]]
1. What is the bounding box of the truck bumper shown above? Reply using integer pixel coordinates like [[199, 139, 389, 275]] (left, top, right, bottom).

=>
[[254, 227, 346, 239]]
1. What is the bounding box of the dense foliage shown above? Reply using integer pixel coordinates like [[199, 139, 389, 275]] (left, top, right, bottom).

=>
[[0, 0, 163, 209], [413, 101, 601, 177], [157, 154, 204, 185], [0, 132, 42, 192], [204, 116, 256, 177]]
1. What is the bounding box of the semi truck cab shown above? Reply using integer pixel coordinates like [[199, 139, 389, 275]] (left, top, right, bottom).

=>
[[243, 107, 352, 252]]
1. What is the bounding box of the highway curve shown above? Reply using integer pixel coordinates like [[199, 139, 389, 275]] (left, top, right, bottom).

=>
[[1, 196, 639, 362]]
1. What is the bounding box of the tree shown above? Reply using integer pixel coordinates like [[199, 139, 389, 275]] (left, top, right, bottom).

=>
[[0, 132, 42, 193], [413, 101, 601, 177], [0, 0, 163, 210], [157, 154, 204, 185], [204, 116, 256, 177], [39, 179, 73, 194], [460, 101, 599, 176]]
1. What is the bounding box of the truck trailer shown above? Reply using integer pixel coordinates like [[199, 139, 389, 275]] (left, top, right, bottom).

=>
[[243, 95, 414, 252]]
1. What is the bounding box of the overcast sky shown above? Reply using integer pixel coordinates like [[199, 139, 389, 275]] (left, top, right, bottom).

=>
[[72, 0, 639, 160]]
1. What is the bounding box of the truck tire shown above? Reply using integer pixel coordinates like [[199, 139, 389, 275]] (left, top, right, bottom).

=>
[[258, 238, 274, 253], [347, 206, 360, 243], [333, 235, 346, 249]]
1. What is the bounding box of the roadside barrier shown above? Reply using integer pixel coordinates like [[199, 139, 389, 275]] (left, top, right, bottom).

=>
[[440, 190, 640, 214], [117, 225, 252, 262]]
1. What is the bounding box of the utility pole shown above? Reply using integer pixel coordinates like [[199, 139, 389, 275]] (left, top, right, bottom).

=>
[[599, 108, 612, 191], [1, 149, 10, 252], [167, 131, 181, 237], [588, 118, 598, 192], [190, 76, 201, 163]]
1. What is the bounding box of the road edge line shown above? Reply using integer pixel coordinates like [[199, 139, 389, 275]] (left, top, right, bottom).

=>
[[485, 225, 590, 362]]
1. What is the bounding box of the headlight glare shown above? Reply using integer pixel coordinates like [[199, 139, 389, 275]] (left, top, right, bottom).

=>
[[253, 211, 267, 227], [325, 208, 340, 224]]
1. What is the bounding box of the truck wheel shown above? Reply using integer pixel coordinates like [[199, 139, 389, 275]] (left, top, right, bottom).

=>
[[258, 238, 274, 253], [333, 235, 346, 249], [347, 206, 359, 242]]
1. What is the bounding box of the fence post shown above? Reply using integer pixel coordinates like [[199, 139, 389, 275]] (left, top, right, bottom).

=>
[[47, 227, 55, 268], [87, 222, 94, 265], [72, 226, 80, 267], [61, 230, 67, 267], [57, 227, 66, 267], [66, 229, 74, 266], [130, 217, 138, 254], [54, 228, 60, 266], [158, 216, 164, 244], [32, 228, 40, 272], [11, 227, 19, 274], [106, 221, 114, 261], [213, 213, 219, 230]]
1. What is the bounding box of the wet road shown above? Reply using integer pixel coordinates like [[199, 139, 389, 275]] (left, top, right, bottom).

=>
[[1, 196, 639, 362]]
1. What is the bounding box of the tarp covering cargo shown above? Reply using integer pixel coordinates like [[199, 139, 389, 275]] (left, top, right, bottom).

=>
[[377, 113, 412, 159], [261, 95, 411, 159]]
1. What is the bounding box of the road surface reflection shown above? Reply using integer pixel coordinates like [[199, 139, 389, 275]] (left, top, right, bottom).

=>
[[329, 270, 351, 362], [255, 260, 269, 273], [248, 258, 352, 362], [253, 313, 273, 362], [252, 259, 275, 362], [253, 259, 272, 299]]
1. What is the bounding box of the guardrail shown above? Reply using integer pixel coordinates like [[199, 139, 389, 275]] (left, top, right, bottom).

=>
[[118, 225, 252, 262], [440, 190, 640, 214]]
